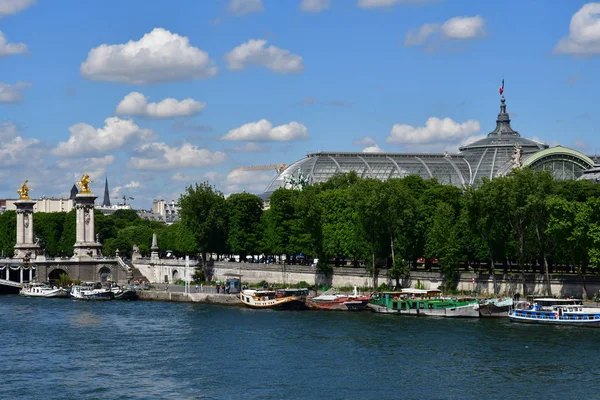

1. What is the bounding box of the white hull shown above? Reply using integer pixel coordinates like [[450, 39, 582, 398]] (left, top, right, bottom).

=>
[[367, 303, 398, 314], [397, 306, 479, 317], [20, 286, 68, 298]]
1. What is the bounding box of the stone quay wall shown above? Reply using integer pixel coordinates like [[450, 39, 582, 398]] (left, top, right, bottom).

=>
[[138, 290, 241, 305], [132, 260, 600, 298]]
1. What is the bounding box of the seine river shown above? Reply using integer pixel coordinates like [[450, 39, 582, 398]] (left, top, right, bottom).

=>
[[1, 296, 599, 400]]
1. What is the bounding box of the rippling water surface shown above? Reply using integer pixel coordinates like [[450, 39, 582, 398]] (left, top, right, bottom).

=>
[[1, 296, 599, 399]]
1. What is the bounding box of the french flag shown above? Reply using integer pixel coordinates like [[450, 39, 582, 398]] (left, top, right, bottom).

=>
[[499, 79, 504, 95]]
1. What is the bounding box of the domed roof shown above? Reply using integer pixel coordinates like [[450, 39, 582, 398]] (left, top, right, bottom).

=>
[[459, 96, 547, 152]]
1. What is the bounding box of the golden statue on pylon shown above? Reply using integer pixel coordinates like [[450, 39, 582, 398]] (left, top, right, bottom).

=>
[[17, 180, 31, 200], [77, 174, 93, 194]]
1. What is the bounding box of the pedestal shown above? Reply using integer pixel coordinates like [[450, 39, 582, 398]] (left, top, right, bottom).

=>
[[72, 194, 102, 259], [13, 199, 41, 259]]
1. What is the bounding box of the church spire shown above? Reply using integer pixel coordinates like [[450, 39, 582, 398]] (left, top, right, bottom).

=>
[[102, 176, 111, 207]]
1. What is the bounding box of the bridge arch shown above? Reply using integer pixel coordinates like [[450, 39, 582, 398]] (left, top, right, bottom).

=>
[[48, 268, 68, 283], [98, 267, 112, 283]]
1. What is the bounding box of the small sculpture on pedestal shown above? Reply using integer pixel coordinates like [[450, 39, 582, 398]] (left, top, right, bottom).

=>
[[17, 180, 31, 200], [77, 174, 93, 194]]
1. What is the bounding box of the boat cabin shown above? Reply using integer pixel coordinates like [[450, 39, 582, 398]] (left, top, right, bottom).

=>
[[276, 288, 309, 298]]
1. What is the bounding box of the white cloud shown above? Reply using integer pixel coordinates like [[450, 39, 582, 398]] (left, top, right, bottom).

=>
[[224, 169, 274, 193], [225, 39, 305, 73], [113, 180, 141, 196], [357, 0, 434, 9], [300, 0, 330, 12], [353, 136, 377, 146], [57, 155, 115, 170], [58, 155, 116, 184], [0, 31, 28, 57], [0, 81, 30, 103], [0, 121, 40, 167], [53, 117, 154, 157], [554, 3, 600, 56], [129, 142, 227, 170], [222, 119, 308, 141], [233, 142, 265, 152], [228, 0, 264, 16], [387, 117, 480, 144], [442, 16, 485, 40], [115, 92, 206, 119], [172, 171, 223, 184], [405, 15, 485, 46], [0, 0, 35, 18], [363, 144, 384, 153], [80, 28, 218, 84]]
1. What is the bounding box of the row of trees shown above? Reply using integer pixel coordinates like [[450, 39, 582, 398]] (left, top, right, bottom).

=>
[[1, 169, 599, 295], [178, 170, 600, 296]]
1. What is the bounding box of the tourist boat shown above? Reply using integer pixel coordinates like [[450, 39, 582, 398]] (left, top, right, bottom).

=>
[[70, 283, 115, 300], [508, 298, 600, 327], [240, 288, 309, 310], [368, 288, 479, 317], [307, 287, 371, 311], [20, 283, 70, 298], [111, 285, 139, 300], [477, 297, 514, 317]]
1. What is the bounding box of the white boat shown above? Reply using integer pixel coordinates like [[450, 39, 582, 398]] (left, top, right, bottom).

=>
[[508, 298, 600, 327], [71, 284, 115, 300], [20, 283, 69, 298]]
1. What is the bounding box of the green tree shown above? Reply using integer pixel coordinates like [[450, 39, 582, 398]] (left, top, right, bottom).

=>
[[547, 196, 590, 298], [427, 202, 462, 290], [0, 211, 16, 257], [58, 209, 76, 257], [352, 179, 387, 288], [319, 188, 366, 266], [464, 179, 510, 294], [33, 212, 66, 256], [178, 182, 227, 266], [261, 188, 302, 262], [523, 169, 555, 296], [226, 192, 263, 260]]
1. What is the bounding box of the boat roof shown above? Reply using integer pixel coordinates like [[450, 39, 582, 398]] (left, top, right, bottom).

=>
[[534, 298, 582, 302], [401, 288, 441, 294], [242, 289, 275, 295]]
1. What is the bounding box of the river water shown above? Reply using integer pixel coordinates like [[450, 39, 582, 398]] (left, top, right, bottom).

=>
[[1, 296, 599, 400]]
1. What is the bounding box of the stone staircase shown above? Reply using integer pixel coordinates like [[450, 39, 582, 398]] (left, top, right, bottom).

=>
[[128, 262, 148, 282]]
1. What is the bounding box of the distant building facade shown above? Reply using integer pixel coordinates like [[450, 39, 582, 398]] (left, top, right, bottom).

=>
[[4, 198, 74, 213], [151, 200, 180, 224]]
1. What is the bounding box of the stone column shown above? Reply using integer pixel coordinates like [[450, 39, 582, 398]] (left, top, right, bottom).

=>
[[13, 200, 41, 259], [72, 194, 102, 259]]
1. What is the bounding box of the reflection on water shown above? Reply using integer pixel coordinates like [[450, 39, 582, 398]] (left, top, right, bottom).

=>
[[69, 311, 101, 327], [1, 296, 600, 400]]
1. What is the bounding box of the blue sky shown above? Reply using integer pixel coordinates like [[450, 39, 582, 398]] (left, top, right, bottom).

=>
[[1, 0, 599, 207]]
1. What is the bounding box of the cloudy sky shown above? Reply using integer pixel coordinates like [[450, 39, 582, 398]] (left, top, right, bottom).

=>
[[1, 0, 599, 207]]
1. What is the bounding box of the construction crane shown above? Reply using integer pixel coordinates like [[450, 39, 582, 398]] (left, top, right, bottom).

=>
[[114, 195, 135, 205], [231, 164, 288, 174]]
